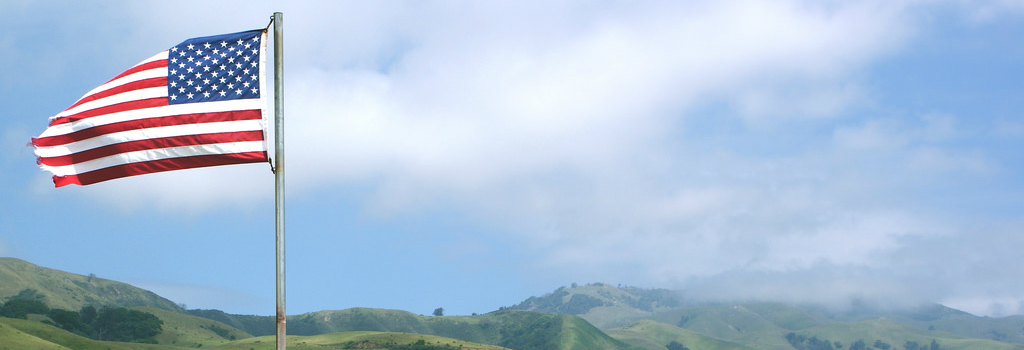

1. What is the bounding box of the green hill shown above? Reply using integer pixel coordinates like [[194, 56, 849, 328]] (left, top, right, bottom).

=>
[[1, 315, 509, 350], [0, 258, 181, 312], [0, 319, 70, 350], [133, 307, 252, 347], [606, 319, 755, 350], [289, 307, 432, 335], [8, 257, 1024, 350], [790, 317, 1024, 350], [648, 303, 808, 349], [829, 303, 1024, 345], [510, 283, 1024, 350], [186, 308, 277, 336], [284, 308, 638, 350], [0, 316, 179, 350], [209, 331, 511, 350], [512, 283, 686, 328]]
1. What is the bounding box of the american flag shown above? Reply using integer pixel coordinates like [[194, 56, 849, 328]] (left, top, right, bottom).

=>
[[32, 29, 268, 187]]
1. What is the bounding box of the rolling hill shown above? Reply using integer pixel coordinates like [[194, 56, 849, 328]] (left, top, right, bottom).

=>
[[511, 283, 1024, 350], [0, 257, 181, 312], [0, 259, 638, 350], [512, 283, 686, 329], [605, 319, 755, 350], [5, 258, 1024, 350], [285, 307, 639, 350]]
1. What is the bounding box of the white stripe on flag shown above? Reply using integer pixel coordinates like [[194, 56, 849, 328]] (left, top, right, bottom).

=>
[[40, 141, 266, 176], [34, 119, 265, 157]]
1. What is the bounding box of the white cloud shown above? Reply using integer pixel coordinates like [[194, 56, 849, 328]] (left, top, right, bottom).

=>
[[265, 0, 947, 300], [281, 0, 915, 195]]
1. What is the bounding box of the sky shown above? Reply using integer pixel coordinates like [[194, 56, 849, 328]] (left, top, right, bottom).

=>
[[2, 0, 1024, 318]]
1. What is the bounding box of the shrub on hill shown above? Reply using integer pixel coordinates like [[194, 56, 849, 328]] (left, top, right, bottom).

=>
[[92, 306, 162, 342], [785, 332, 839, 350], [0, 296, 164, 344], [0, 298, 49, 318], [666, 340, 691, 350]]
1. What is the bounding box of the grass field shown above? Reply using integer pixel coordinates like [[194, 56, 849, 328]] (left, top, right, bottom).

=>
[[210, 330, 511, 350]]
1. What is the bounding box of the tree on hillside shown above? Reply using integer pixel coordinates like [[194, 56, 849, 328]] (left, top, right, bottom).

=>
[[47, 309, 89, 335], [433, 307, 444, 316], [0, 298, 49, 318], [34, 305, 162, 343], [6, 288, 46, 302], [93, 307, 163, 342], [80, 305, 98, 324], [785, 332, 836, 350], [666, 340, 691, 350]]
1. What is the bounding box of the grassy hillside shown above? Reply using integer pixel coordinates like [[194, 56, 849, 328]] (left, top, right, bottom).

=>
[[646, 303, 800, 349], [133, 307, 251, 347], [0, 258, 181, 312], [512, 283, 685, 328], [557, 313, 643, 350], [603, 317, 1024, 350], [210, 331, 511, 350], [1, 316, 509, 350], [835, 304, 1024, 345], [0, 320, 69, 350], [186, 308, 276, 336], [0, 316, 180, 350], [283, 308, 638, 350], [8, 258, 1024, 350], [509, 283, 1024, 348], [606, 319, 755, 350], [792, 317, 1024, 350], [289, 307, 433, 335]]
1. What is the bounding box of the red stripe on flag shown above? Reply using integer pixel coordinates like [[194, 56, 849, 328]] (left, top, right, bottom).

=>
[[33, 110, 263, 147], [65, 77, 168, 111], [52, 151, 268, 187], [106, 59, 168, 84], [50, 97, 168, 126], [38, 131, 266, 166]]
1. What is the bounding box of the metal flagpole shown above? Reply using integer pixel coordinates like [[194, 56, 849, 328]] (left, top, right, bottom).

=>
[[272, 11, 287, 350]]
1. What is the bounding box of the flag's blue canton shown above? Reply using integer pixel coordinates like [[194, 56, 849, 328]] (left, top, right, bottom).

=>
[[167, 29, 263, 105]]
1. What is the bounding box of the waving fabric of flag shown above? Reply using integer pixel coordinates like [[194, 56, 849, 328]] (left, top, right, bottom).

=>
[[32, 29, 269, 187]]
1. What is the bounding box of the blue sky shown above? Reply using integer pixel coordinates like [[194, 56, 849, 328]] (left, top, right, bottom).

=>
[[3, 0, 1024, 318]]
